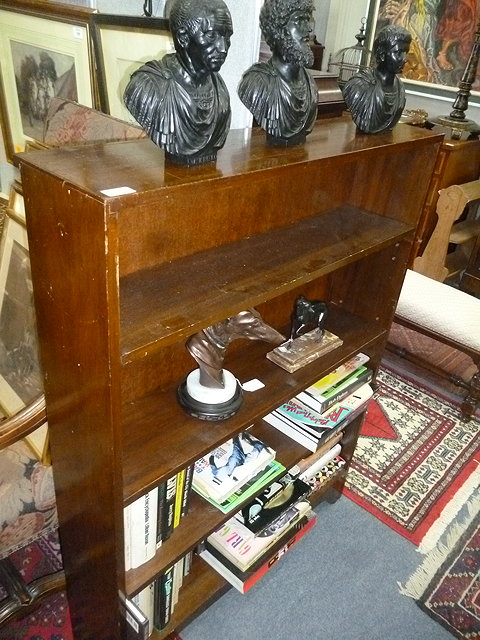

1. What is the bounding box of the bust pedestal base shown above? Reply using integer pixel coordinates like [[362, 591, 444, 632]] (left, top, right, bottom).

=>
[[177, 369, 243, 421]]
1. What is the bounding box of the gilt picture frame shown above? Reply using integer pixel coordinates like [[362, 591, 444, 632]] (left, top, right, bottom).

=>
[[0, 198, 42, 417], [366, 0, 480, 101], [0, 3, 96, 161], [92, 15, 174, 123]]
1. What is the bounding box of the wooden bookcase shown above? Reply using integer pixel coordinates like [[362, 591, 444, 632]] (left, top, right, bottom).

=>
[[18, 118, 442, 640]]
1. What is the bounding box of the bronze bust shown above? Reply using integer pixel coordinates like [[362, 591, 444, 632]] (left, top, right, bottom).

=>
[[342, 25, 412, 134], [238, 0, 317, 146], [123, 0, 233, 165]]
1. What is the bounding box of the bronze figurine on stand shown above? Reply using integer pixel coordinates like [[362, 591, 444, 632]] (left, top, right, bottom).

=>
[[238, 0, 318, 146], [124, 0, 233, 165], [342, 25, 411, 134], [178, 309, 284, 421]]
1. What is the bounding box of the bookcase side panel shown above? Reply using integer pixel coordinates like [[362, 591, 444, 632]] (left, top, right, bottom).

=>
[[21, 166, 125, 640]]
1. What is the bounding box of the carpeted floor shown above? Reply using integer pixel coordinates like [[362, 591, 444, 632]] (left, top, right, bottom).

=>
[[344, 359, 480, 552], [400, 490, 480, 640], [2, 356, 478, 639]]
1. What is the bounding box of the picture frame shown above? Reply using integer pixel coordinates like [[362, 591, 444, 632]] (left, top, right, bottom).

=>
[[0, 0, 96, 161], [365, 0, 480, 103], [0, 195, 43, 418], [92, 15, 174, 123]]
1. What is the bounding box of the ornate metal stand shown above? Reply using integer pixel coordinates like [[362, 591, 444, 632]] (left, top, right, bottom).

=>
[[429, 19, 480, 140]]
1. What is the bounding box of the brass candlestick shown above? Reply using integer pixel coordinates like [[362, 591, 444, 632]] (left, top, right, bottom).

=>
[[429, 19, 480, 140]]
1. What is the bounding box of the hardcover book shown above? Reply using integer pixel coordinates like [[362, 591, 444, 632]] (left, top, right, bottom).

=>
[[200, 510, 317, 592], [192, 432, 276, 503], [207, 499, 311, 571], [128, 487, 159, 570]]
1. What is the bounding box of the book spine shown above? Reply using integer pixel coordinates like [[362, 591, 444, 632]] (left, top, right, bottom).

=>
[[181, 463, 194, 517], [262, 413, 318, 452], [129, 487, 158, 569], [154, 565, 174, 631], [309, 352, 370, 395], [120, 596, 149, 640], [241, 512, 317, 592], [131, 584, 154, 637], [173, 469, 185, 529], [298, 443, 342, 481], [293, 430, 343, 476], [162, 475, 177, 542], [299, 368, 373, 414], [123, 504, 131, 572], [156, 481, 167, 549]]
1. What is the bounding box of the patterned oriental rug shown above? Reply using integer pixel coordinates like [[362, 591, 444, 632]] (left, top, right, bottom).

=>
[[0, 529, 72, 640], [400, 491, 480, 639], [344, 362, 480, 553]]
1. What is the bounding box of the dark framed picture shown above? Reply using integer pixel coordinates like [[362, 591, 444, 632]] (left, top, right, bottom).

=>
[[0, 198, 42, 417], [92, 15, 174, 123], [366, 0, 480, 100], [0, 1, 96, 160]]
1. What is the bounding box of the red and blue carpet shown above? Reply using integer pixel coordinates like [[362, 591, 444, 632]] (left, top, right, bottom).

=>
[[344, 360, 480, 552]]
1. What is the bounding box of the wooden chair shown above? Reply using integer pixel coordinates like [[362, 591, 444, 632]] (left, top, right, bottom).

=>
[[387, 269, 480, 420], [413, 179, 480, 285]]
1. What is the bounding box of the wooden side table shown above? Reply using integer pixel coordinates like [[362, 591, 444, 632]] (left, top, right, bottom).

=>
[[409, 136, 480, 264]]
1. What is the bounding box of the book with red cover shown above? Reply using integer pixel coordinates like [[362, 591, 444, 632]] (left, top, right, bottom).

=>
[[200, 510, 316, 593]]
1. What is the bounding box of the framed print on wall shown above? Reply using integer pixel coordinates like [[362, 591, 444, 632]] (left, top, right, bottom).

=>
[[92, 15, 174, 123], [0, 4, 95, 161], [0, 201, 43, 417], [366, 0, 480, 99]]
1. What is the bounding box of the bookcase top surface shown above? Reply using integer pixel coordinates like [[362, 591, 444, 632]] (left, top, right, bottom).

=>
[[18, 117, 443, 201]]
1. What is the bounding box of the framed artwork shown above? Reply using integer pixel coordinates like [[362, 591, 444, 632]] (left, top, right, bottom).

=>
[[0, 2, 96, 160], [366, 0, 480, 99], [0, 196, 43, 417], [92, 15, 174, 123]]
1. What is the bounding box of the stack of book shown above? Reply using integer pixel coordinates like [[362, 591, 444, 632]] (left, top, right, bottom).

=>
[[122, 551, 193, 638], [199, 471, 316, 593], [192, 431, 285, 514], [124, 464, 194, 571], [263, 354, 374, 452]]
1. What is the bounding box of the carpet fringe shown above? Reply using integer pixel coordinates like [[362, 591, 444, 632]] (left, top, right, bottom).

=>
[[418, 461, 480, 554], [398, 489, 480, 600]]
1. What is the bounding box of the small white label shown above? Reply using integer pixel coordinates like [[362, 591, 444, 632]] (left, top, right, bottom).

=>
[[72, 26, 83, 39], [242, 378, 265, 392], [101, 186, 136, 197]]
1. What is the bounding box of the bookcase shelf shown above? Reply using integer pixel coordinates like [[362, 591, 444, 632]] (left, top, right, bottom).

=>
[[119, 206, 412, 361], [18, 117, 442, 640], [122, 305, 382, 503]]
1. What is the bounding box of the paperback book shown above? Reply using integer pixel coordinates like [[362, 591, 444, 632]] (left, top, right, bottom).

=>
[[192, 431, 276, 503], [207, 499, 311, 571], [296, 365, 373, 413], [200, 510, 317, 593], [195, 459, 286, 514], [235, 473, 311, 536], [307, 352, 369, 395], [263, 382, 373, 450]]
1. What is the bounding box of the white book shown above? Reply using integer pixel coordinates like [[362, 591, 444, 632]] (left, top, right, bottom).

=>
[[129, 487, 159, 569], [193, 432, 275, 503], [298, 443, 342, 481], [262, 411, 319, 452], [124, 504, 132, 572], [131, 583, 154, 637]]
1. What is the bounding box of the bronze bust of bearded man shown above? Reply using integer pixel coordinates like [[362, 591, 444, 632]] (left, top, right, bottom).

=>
[[238, 0, 317, 146], [123, 0, 233, 165]]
